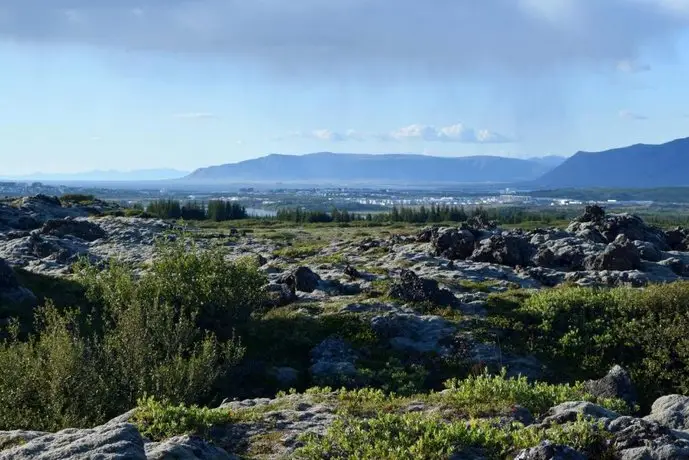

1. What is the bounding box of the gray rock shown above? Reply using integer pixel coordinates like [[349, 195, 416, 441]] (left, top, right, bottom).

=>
[[388, 269, 455, 305], [41, 218, 107, 242], [609, 416, 689, 459], [658, 258, 686, 276], [278, 266, 321, 293], [634, 240, 663, 262], [0, 257, 36, 305], [144, 435, 235, 460], [514, 441, 587, 460], [263, 283, 297, 307], [646, 395, 689, 430], [585, 235, 642, 271], [470, 235, 534, 268], [543, 401, 620, 426], [372, 311, 456, 356], [309, 338, 358, 383], [584, 365, 637, 407], [0, 423, 145, 460], [432, 227, 476, 260]]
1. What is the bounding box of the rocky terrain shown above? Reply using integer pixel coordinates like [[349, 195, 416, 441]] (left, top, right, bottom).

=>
[[3, 196, 689, 458]]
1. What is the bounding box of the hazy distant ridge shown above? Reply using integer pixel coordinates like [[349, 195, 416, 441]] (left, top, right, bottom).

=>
[[185, 152, 558, 184]]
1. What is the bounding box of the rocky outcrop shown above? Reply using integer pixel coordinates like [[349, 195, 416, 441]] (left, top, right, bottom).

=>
[[584, 235, 642, 271], [144, 435, 235, 460], [0, 258, 36, 306], [644, 395, 689, 430], [432, 227, 476, 260], [371, 309, 457, 356], [0, 422, 146, 460], [389, 269, 455, 305], [470, 235, 535, 268], [278, 266, 321, 293], [41, 218, 107, 242], [514, 441, 586, 460], [309, 337, 358, 384], [584, 365, 637, 408]]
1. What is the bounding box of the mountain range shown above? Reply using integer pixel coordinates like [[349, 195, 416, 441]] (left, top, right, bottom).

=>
[[185, 153, 563, 185], [536, 137, 689, 188]]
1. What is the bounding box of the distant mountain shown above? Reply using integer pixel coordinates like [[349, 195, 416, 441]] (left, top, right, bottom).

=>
[[536, 137, 689, 188], [185, 152, 553, 184], [4, 169, 189, 182], [527, 155, 568, 169]]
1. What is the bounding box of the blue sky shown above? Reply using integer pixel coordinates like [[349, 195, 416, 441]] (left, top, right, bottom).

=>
[[1, 0, 689, 175]]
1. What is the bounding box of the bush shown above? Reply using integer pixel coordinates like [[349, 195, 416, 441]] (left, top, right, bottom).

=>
[[61, 194, 95, 204], [0, 239, 266, 431], [489, 282, 689, 408], [133, 396, 232, 441], [295, 412, 611, 459]]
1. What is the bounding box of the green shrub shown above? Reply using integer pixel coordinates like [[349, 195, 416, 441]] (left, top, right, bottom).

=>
[[133, 396, 232, 441], [295, 412, 611, 460], [61, 194, 95, 204], [487, 282, 689, 408], [0, 239, 266, 431], [441, 369, 629, 417]]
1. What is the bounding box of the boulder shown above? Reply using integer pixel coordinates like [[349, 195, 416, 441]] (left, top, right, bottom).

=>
[[371, 311, 456, 355], [263, 283, 297, 308], [144, 435, 235, 460], [584, 365, 637, 408], [432, 228, 476, 260], [416, 226, 438, 243], [665, 227, 689, 251], [269, 366, 300, 388], [543, 401, 620, 426], [388, 269, 455, 305], [278, 266, 321, 293], [0, 258, 36, 306], [658, 258, 686, 277], [0, 423, 145, 460], [309, 338, 358, 384], [633, 240, 662, 262], [608, 415, 689, 459], [344, 264, 361, 280], [470, 235, 534, 268], [645, 395, 689, 430], [585, 235, 642, 271], [514, 441, 586, 460], [577, 205, 606, 223], [41, 218, 107, 242]]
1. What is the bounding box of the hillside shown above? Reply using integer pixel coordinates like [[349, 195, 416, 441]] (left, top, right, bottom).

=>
[[185, 152, 552, 184], [536, 137, 689, 188]]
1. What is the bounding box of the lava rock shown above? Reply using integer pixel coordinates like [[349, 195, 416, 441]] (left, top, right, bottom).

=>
[[584, 365, 637, 408], [278, 266, 321, 293]]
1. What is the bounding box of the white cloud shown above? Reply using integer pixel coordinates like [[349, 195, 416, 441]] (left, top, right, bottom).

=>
[[619, 109, 649, 120], [278, 124, 511, 143], [616, 59, 652, 73], [386, 123, 512, 143], [173, 112, 217, 120], [0, 1, 687, 79]]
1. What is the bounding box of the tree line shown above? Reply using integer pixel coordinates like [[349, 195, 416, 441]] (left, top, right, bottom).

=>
[[275, 204, 574, 225], [145, 199, 248, 221]]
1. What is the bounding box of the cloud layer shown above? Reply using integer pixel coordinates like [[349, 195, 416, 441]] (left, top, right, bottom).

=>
[[279, 123, 512, 143], [1, 1, 688, 78]]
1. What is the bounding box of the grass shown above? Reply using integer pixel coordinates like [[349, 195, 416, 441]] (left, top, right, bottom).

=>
[[273, 242, 328, 259]]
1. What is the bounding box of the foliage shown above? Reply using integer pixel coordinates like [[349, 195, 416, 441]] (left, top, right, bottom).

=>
[[0, 239, 266, 431], [487, 282, 689, 409], [146, 199, 247, 221], [61, 194, 95, 204], [134, 396, 232, 441], [295, 412, 611, 460], [441, 369, 629, 417]]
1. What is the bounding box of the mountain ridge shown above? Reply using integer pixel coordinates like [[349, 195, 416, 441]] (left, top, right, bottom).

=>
[[536, 137, 689, 188], [185, 152, 555, 184]]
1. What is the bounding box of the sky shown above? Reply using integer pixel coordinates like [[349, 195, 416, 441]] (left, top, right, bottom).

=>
[[2, 0, 689, 175]]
